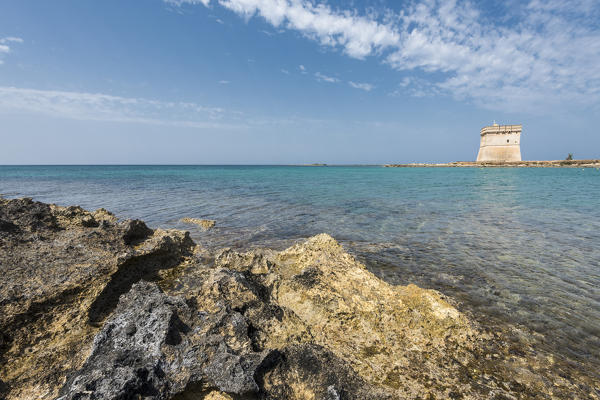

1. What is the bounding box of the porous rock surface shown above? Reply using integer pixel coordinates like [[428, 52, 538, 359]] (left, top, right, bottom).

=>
[[1, 197, 598, 399]]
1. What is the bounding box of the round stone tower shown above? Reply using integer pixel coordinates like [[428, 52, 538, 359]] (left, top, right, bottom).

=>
[[476, 123, 522, 162]]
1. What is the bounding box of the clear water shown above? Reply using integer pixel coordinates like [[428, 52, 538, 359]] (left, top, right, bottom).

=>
[[1, 165, 599, 378]]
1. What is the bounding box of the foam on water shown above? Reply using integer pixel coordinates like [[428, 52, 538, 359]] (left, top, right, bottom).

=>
[[2, 165, 599, 377]]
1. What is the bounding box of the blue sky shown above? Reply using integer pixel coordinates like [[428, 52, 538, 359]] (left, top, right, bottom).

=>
[[1, 0, 599, 164]]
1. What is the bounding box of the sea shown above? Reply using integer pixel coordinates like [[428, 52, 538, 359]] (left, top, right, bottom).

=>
[[1, 165, 599, 379]]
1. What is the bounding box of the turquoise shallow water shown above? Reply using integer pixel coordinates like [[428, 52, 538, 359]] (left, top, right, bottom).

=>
[[1, 165, 599, 376]]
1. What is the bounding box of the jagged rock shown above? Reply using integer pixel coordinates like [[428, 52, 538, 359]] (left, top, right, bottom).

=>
[[255, 344, 390, 399], [58, 281, 183, 400], [0, 198, 194, 400], [58, 281, 265, 400], [1, 198, 598, 400]]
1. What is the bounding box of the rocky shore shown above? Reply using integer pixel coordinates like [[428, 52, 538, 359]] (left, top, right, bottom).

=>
[[1, 197, 598, 399], [385, 159, 600, 168]]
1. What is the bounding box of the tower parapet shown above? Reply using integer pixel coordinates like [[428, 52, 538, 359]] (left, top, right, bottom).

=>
[[476, 123, 522, 162]]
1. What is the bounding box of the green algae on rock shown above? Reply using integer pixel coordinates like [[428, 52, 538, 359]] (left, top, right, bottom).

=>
[[1, 197, 598, 399]]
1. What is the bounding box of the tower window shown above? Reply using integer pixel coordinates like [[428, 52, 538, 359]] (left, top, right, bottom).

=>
[[507, 139, 509, 143]]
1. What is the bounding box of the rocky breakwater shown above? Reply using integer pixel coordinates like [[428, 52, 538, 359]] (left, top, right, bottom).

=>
[[0, 197, 597, 399], [384, 160, 600, 168]]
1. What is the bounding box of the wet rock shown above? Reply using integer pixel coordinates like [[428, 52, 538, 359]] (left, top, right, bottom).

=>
[[180, 217, 216, 230]]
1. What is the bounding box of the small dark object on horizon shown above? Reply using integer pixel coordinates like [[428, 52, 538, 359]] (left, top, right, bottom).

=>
[[566, 153, 574, 160]]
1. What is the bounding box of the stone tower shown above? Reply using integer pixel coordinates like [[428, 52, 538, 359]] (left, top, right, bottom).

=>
[[476, 123, 522, 162]]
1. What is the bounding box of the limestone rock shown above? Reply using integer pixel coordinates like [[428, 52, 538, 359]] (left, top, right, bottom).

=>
[[0, 198, 194, 400], [1, 198, 598, 400]]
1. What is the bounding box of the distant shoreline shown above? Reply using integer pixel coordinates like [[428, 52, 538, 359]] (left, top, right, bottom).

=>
[[1, 161, 599, 168], [385, 159, 600, 168]]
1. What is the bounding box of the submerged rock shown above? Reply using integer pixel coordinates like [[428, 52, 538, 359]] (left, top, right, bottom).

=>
[[1, 198, 598, 399], [180, 217, 216, 230]]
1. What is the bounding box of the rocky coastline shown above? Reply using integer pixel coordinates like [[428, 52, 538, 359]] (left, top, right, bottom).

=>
[[1, 197, 598, 399]]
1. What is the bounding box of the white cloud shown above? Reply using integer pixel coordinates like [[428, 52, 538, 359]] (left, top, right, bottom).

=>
[[218, 80, 230, 84], [169, 0, 600, 112], [165, 0, 210, 6], [0, 37, 23, 44], [0, 36, 23, 65], [315, 72, 339, 83], [384, 0, 600, 111], [0, 86, 238, 129], [349, 81, 374, 91], [207, 0, 399, 59], [280, 69, 290, 74]]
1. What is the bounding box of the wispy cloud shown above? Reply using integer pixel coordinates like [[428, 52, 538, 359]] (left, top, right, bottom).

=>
[[164, 0, 210, 6], [218, 80, 230, 84], [0, 86, 343, 130], [0, 37, 24, 65], [315, 72, 339, 83], [0, 37, 23, 45], [298, 64, 307, 74], [0, 86, 240, 129], [389, 76, 439, 98], [349, 81, 374, 92], [168, 0, 600, 112]]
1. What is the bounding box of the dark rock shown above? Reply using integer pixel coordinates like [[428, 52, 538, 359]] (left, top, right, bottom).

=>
[[122, 219, 153, 245], [0, 197, 60, 232], [59, 281, 266, 400], [255, 344, 390, 400], [58, 281, 185, 400]]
